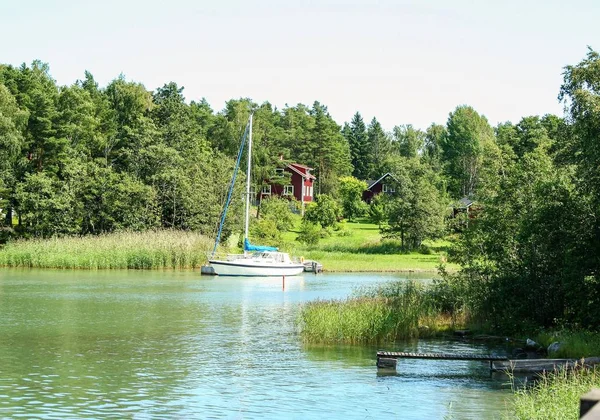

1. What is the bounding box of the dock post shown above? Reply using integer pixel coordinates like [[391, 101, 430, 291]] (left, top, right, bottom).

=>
[[282, 275, 285, 291], [377, 357, 397, 370]]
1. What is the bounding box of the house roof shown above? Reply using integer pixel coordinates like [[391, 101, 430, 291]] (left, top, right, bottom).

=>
[[286, 163, 316, 180], [289, 162, 313, 170], [366, 173, 398, 190], [457, 197, 474, 208]]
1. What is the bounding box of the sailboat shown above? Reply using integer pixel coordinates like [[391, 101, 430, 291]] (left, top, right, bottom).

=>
[[208, 114, 305, 277]]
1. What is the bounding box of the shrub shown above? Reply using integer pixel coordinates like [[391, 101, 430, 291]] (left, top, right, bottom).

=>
[[259, 196, 297, 231], [304, 194, 340, 228], [338, 176, 368, 221], [368, 194, 387, 227], [296, 221, 321, 246], [250, 219, 281, 247]]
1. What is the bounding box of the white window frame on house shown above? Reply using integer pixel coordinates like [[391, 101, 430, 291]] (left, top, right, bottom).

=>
[[274, 168, 285, 178], [383, 184, 395, 193], [262, 185, 272, 195], [283, 185, 294, 195]]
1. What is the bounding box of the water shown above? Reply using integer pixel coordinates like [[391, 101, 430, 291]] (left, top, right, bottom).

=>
[[0, 270, 511, 419]]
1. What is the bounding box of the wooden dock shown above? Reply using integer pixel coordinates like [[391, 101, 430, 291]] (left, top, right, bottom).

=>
[[303, 260, 323, 273], [376, 351, 600, 373], [377, 351, 507, 370]]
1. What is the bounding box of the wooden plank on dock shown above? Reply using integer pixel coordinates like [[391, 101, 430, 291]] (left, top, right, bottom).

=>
[[493, 357, 600, 373], [377, 351, 508, 362]]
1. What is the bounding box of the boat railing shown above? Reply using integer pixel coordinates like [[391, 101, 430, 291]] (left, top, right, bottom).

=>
[[208, 252, 248, 261]]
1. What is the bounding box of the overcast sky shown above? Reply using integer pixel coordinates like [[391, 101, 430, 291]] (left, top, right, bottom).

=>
[[2, 0, 598, 130]]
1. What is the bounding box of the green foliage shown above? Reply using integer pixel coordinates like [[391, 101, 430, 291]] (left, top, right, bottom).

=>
[[296, 220, 321, 246], [366, 117, 391, 179], [444, 145, 596, 331], [368, 193, 388, 227], [422, 123, 446, 170], [338, 176, 368, 220], [310, 102, 353, 195], [250, 218, 281, 247], [392, 124, 425, 158], [383, 159, 448, 251], [303, 194, 340, 228], [0, 62, 358, 241], [15, 172, 79, 237], [442, 105, 498, 198], [259, 196, 297, 231], [281, 218, 456, 272], [345, 112, 369, 179]]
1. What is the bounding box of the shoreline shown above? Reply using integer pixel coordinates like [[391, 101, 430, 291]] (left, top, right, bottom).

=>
[[0, 265, 446, 273]]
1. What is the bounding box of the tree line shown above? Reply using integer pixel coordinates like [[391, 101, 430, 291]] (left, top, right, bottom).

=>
[[0, 59, 533, 240], [0, 58, 503, 241]]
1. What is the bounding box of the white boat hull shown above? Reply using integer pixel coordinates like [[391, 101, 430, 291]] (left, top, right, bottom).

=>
[[208, 259, 305, 277]]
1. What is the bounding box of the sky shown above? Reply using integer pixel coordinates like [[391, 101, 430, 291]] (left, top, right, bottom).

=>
[[2, 0, 599, 131]]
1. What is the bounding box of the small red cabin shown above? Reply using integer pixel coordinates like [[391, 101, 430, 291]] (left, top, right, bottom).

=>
[[362, 173, 397, 203], [261, 163, 315, 204]]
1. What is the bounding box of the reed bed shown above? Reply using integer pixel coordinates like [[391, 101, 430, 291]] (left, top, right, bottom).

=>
[[0, 230, 214, 269], [507, 366, 600, 420], [299, 280, 454, 344]]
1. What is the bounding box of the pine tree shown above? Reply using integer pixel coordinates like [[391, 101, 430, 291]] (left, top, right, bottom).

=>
[[366, 117, 390, 178], [346, 112, 369, 179]]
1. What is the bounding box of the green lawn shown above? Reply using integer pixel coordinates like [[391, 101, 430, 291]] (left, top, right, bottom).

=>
[[279, 218, 457, 272]]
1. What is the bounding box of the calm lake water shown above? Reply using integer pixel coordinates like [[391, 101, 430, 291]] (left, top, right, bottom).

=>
[[0, 270, 512, 419]]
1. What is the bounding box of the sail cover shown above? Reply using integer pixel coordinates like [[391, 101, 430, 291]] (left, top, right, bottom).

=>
[[244, 238, 278, 252]]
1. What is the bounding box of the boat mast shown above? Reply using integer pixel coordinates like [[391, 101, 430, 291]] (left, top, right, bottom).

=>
[[244, 113, 253, 240]]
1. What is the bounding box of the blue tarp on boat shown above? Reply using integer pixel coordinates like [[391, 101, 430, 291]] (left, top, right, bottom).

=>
[[244, 238, 278, 252]]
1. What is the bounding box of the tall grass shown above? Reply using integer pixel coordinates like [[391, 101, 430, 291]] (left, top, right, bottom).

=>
[[0, 230, 214, 269], [507, 366, 600, 420], [299, 280, 456, 343], [535, 330, 600, 358]]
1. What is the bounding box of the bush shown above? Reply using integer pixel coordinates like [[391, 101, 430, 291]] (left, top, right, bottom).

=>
[[336, 223, 352, 237], [304, 194, 340, 228], [418, 244, 432, 254], [259, 196, 297, 231], [338, 176, 368, 221], [368, 194, 387, 227], [296, 221, 321, 246], [250, 219, 281, 247], [0, 227, 16, 245]]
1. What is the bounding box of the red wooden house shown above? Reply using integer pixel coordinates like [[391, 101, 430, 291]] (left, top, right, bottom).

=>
[[260, 163, 316, 205], [362, 173, 398, 203]]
